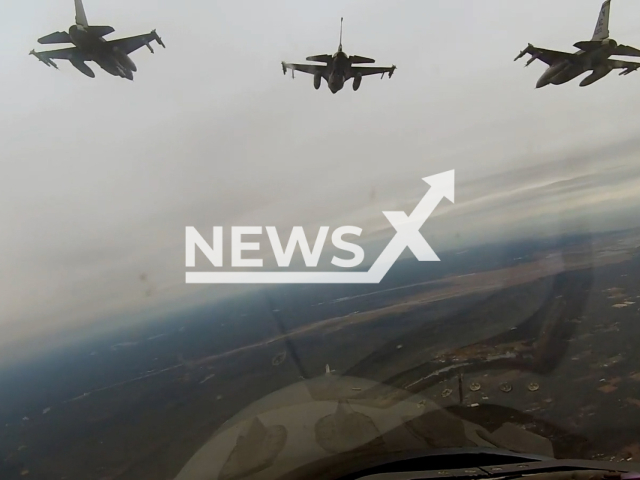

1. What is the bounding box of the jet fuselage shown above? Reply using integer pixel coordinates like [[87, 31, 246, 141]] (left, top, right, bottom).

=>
[[326, 50, 352, 93], [68, 24, 136, 80], [536, 39, 618, 88]]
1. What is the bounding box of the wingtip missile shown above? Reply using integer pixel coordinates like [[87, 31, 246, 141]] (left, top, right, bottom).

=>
[[280, 62, 294, 78], [285, 64, 294, 78], [381, 65, 396, 79], [30, 49, 58, 69], [151, 29, 165, 49], [514, 43, 533, 62]]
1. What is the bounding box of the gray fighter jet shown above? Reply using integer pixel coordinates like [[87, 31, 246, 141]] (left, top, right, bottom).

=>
[[29, 0, 165, 80], [515, 0, 640, 88], [281, 18, 396, 94]]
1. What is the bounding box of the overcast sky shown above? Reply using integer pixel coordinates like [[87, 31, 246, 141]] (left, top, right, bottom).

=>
[[3, 0, 640, 362]]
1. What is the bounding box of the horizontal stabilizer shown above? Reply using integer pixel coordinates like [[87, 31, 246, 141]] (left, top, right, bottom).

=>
[[86, 26, 115, 37], [574, 40, 603, 51], [349, 55, 375, 64], [305, 54, 332, 63], [38, 31, 72, 44], [613, 44, 640, 57]]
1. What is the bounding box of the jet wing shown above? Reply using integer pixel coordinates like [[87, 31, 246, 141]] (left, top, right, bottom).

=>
[[514, 44, 575, 66], [349, 65, 396, 78], [31, 46, 85, 60], [607, 58, 640, 75], [281, 62, 328, 78], [30, 46, 87, 69], [106, 30, 165, 55]]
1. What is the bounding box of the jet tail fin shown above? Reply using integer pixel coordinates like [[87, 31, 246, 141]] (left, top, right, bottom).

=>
[[592, 0, 611, 41], [75, 0, 89, 27]]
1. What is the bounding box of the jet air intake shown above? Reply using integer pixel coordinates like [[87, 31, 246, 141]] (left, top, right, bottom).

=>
[[580, 65, 612, 86], [314, 73, 321, 90], [70, 58, 95, 78], [353, 73, 362, 91]]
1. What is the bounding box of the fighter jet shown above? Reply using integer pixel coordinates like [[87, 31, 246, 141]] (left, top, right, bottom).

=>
[[281, 18, 396, 94], [515, 0, 640, 88], [29, 0, 165, 80]]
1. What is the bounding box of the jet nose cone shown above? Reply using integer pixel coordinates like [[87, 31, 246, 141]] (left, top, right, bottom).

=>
[[535, 78, 548, 89]]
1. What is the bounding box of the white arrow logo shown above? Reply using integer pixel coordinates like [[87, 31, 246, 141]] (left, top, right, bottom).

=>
[[186, 170, 454, 284]]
